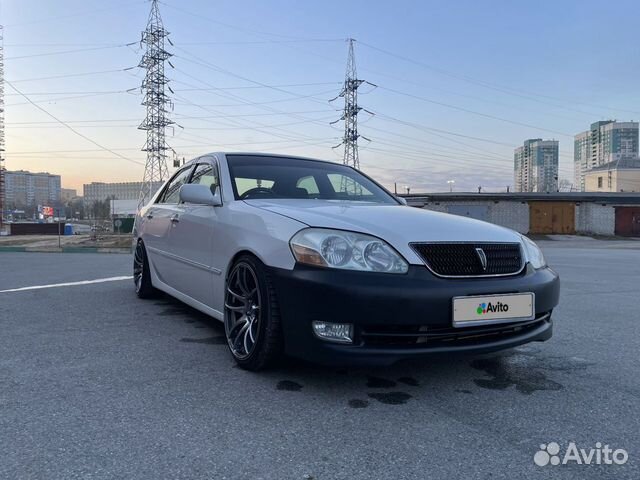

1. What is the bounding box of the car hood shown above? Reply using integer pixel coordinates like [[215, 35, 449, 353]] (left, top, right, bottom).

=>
[[245, 199, 523, 264]]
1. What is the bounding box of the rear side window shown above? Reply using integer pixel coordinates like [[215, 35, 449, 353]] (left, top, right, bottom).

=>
[[296, 176, 320, 195], [157, 167, 192, 204]]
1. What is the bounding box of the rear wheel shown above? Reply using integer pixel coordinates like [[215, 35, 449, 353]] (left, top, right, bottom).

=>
[[133, 241, 157, 299], [224, 255, 283, 371]]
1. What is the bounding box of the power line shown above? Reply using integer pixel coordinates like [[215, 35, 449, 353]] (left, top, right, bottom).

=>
[[3, 0, 146, 28], [175, 81, 340, 91], [4, 90, 134, 107], [159, 1, 341, 42], [7, 138, 334, 156], [6, 90, 134, 96], [357, 41, 640, 117], [377, 85, 574, 138], [179, 39, 344, 45], [7, 68, 134, 84], [5, 110, 333, 126], [171, 42, 531, 172], [149, 3, 628, 156], [172, 41, 575, 165], [5, 43, 137, 61], [5, 80, 142, 166], [168, 53, 337, 145]]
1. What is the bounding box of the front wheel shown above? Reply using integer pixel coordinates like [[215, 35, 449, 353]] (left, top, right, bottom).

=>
[[224, 255, 283, 371]]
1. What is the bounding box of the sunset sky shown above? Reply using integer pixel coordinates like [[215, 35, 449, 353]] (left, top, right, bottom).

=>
[[3, 0, 640, 192]]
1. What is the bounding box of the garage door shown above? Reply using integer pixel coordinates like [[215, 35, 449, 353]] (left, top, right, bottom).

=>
[[529, 202, 575, 234], [615, 207, 640, 237], [446, 204, 489, 221]]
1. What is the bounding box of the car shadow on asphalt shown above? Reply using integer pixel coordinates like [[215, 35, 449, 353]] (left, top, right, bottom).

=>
[[151, 292, 590, 406]]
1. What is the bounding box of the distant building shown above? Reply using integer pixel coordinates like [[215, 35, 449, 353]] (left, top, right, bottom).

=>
[[514, 139, 559, 192], [584, 157, 640, 192], [60, 188, 78, 202], [574, 120, 639, 191], [83, 181, 163, 205], [109, 199, 139, 216], [5, 170, 61, 207]]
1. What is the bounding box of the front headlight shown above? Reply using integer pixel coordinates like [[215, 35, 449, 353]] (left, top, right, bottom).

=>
[[521, 235, 546, 269], [290, 228, 409, 274]]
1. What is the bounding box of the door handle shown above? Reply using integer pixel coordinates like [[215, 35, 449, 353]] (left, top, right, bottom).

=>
[[170, 214, 180, 223], [146, 213, 154, 219]]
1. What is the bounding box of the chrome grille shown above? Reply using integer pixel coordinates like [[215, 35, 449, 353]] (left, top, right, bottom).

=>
[[410, 242, 523, 277]]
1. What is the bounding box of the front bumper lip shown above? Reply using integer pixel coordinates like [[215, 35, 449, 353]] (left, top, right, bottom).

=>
[[313, 316, 552, 366], [268, 263, 560, 366]]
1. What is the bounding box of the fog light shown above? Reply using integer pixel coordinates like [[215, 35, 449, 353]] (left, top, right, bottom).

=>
[[312, 321, 354, 344]]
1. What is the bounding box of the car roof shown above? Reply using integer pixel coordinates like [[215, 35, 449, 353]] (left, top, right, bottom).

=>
[[184, 152, 345, 168]]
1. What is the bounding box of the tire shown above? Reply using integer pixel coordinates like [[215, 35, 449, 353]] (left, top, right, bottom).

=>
[[133, 240, 157, 299], [224, 254, 283, 371]]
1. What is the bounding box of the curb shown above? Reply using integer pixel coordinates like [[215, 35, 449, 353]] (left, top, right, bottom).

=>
[[0, 246, 131, 254]]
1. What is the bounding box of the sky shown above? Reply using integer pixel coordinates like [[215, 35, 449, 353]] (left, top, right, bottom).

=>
[[3, 0, 640, 193]]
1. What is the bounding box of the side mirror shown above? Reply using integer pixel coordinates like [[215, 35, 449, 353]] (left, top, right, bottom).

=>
[[179, 184, 222, 206], [396, 196, 408, 206]]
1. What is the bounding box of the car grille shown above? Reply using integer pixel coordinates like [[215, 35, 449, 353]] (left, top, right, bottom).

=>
[[359, 313, 550, 348], [410, 242, 523, 277]]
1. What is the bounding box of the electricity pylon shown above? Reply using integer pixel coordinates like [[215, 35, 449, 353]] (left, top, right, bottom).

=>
[[137, 0, 174, 210], [330, 38, 375, 171]]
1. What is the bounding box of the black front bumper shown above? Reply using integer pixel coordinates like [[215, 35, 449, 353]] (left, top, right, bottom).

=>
[[268, 263, 560, 366]]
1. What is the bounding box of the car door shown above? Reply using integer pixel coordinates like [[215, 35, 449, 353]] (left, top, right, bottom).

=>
[[143, 165, 194, 285], [164, 160, 221, 309]]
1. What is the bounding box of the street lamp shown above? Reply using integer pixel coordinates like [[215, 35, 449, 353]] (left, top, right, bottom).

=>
[[404, 185, 411, 195], [447, 179, 455, 192]]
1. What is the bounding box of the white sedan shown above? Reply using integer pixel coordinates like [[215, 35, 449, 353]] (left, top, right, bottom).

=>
[[133, 153, 559, 370]]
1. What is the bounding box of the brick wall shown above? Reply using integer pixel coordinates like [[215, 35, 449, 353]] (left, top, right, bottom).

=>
[[575, 203, 616, 236], [420, 200, 530, 233]]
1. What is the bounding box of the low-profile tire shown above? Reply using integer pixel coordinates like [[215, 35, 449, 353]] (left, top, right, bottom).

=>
[[224, 254, 283, 371], [133, 240, 157, 299]]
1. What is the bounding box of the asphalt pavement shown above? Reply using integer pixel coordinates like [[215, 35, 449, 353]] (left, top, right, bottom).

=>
[[0, 242, 638, 479]]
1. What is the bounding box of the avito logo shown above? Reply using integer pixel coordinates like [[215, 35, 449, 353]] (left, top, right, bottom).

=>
[[476, 301, 509, 315]]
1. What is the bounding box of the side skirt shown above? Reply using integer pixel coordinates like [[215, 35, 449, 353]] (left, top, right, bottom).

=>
[[147, 252, 224, 322]]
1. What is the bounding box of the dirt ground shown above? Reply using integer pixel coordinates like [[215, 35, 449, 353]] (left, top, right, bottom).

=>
[[0, 234, 133, 249]]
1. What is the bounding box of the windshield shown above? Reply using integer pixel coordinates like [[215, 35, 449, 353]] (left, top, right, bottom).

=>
[[226, 154, 399, 204]]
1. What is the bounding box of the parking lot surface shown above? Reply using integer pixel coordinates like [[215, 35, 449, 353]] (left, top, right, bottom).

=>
[[1, 242, 638, 479]]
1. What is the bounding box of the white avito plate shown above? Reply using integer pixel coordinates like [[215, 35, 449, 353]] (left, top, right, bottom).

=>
[[452, 292, 535, 327]]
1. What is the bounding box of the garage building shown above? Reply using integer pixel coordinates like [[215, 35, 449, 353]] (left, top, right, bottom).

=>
[[404, 192, 640, 237]]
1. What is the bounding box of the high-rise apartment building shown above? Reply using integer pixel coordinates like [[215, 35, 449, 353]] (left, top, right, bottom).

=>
[[514, 139, 559, 192], [574, 120, 639, 191], [4, 170, 61, 208]]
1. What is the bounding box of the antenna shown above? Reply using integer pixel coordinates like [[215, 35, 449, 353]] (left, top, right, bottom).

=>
[[137, 0, 174, 210]]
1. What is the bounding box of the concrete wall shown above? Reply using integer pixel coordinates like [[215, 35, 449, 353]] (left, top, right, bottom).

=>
[[419, 199, 622, 236], [421, 200, 530, 233], [575, 203, 616, 236]]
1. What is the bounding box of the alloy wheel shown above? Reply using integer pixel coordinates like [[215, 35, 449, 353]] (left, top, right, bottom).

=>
[[224, 262, 261, 360]]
